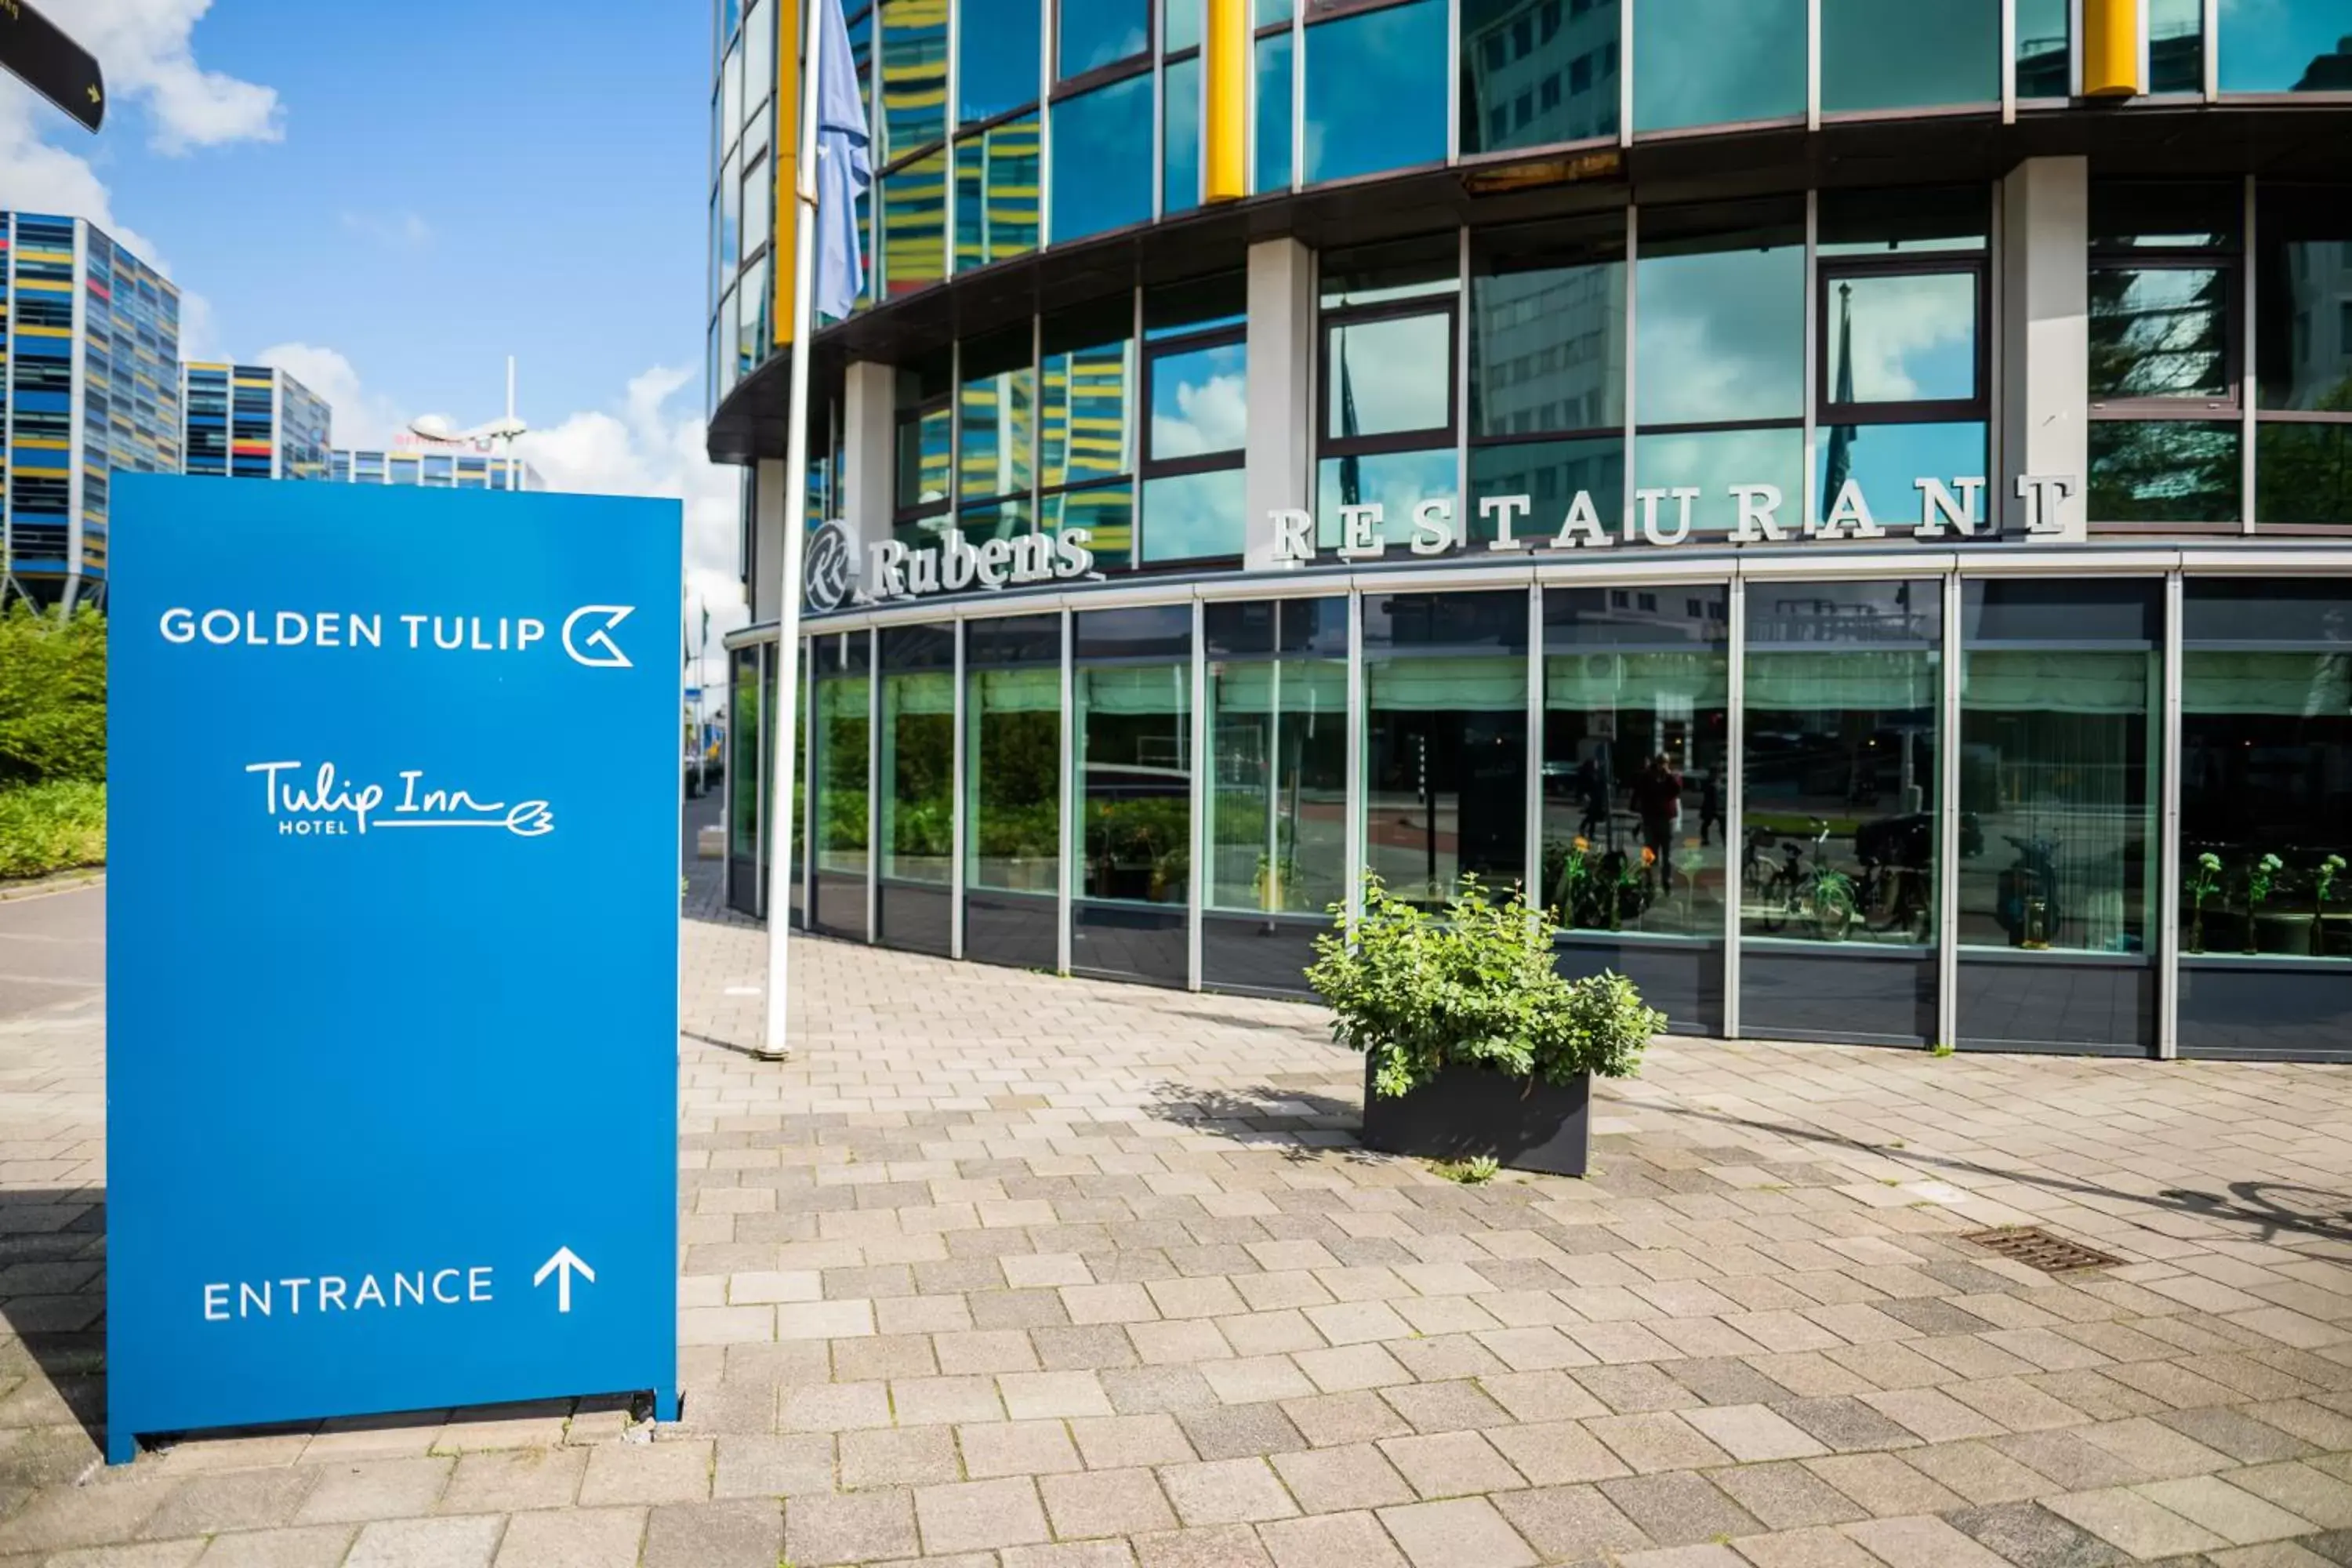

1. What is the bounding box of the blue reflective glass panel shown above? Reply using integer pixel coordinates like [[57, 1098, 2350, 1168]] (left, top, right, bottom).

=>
[[1826, 273, 1979, 405], [882, 0, 949, 154], [881, 147, 948, 296], [1468, 438, 1625, 543], [1815, 421, 1987, 529], [1461, 0, 1621, 154], [1632, 427, 1805, 536], [1062, 0, 1151, 76], [1150, 342, 1248, 460], [1142, 468, 1247, 561], [2152, 0, 2205, 91], [1820, 0, 1998, 113], [1316, 447, 1461, 547], [1167, 0, 1203, 54], [960, 0, 1042, 121], [1051, 74, 1155, 242], [2016, 0, 2070, 96], [1255, 32, 1294, 192], [1165, 55, 1201, 214], [2220, 0, 2352, 91], [1303, 0, 1449, 185], [1634, 0, 1805, 132], [1328, 313, 1451, 438], [1635, 241, 1804, 425], [954, 115, 1042, 269]]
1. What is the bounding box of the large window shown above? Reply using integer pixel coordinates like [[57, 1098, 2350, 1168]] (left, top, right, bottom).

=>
[[812, 633, 873, 939], [1541, 586, 1727, 939], [2151, 0, 2206, 93], [2088, 183, 2244, 525], [878, 626, 956, 953], [2220, 1, 2352, 93], [960, 0, 1040, 122], [2255, 185, 2352, 526], [1142, 274, 1248, 563], [957, 327, 1036, 545], [2016, 0, 2070, 97], [2180, 582, 2352, 959], [1820, 0, 1998, 113], [1633, 0, 1804, 134], [1301, 0, 1449, 185], [1254, 27, 1293, 192], [1074, 607, 1193, 985], [1363, 591, 1528, 905], [895, 351, 953, 544], [729, 645, 764, 914], [1958, 581, 2161, 956], [1459, 0, 1619, 155], [1319, 238, 1460, 549], [1050, 74, 1155, 243], [1817, 189, 1990, 530], [1744, 581, 1941, 948], [954, 114, 1042, 270], [1061, 0, 1151, 78], [965, 614, 1063, 969], [1468, 217, 1626, 546], [1043, 297, 1139, 570], [1635, 201, 1805, 536]]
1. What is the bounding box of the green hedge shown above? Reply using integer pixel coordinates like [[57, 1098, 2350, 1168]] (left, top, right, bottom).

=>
[[0, 781, 107, 880], [0, 604, 106, 788]]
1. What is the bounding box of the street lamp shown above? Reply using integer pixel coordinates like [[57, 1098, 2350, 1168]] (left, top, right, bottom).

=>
[[408, 356, 528, 490]]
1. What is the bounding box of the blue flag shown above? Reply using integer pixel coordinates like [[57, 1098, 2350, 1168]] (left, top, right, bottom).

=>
[[813, 0, 873, 323]]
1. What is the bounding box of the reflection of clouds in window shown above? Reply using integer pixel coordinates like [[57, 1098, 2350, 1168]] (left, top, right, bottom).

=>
[[1634, 0, 1806, 131], [1051, 77, 1154, 243], [1061, 0, 1149, 76], [1302, 0, 1449, 184], [1636, 246, 1803, 424], [1316, 448, 1460, 545], [1329, 315, 1451, 436], [1817, 421, 1987, 524], [1832, 274, 1977, 403], [1633, 428, 1803, 533], [1152, 369, 1247, 458], [1143, 470, 1247, 561], [2219, 0, 2352, 92]]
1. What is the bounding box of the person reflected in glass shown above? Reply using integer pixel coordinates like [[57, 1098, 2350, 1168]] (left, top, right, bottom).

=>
[[1697, 771, 1723, 848], [1631, 753, 1683, 890], [1575, 753, 1609, 839]]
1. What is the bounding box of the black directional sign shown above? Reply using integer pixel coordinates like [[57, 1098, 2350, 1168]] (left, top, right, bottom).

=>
[[1, 0, 104, 133]]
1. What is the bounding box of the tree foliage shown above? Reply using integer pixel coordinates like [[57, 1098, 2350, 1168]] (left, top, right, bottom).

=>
[[1307, 873, 1662, 1100], [0, 604, 107, 788]]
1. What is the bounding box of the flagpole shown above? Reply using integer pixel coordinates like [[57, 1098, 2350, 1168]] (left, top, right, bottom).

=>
[[760, 0, 828, 1063]]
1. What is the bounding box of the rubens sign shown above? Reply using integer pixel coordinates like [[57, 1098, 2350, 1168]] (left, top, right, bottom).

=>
[[806, 520, 1095, 612]]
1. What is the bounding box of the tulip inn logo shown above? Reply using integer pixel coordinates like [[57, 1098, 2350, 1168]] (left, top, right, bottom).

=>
[[1269, 474, 2079, 561], [245, 760, 557, 840]]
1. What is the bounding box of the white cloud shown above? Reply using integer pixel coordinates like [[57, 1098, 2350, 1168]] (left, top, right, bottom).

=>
[[0, 0, 281, 275], [1151, 371, 1247, 459], [253, 343, 405, 450]]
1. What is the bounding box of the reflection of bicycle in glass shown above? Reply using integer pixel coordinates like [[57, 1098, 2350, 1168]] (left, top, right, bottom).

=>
[[1757, 818, 1857, 940]]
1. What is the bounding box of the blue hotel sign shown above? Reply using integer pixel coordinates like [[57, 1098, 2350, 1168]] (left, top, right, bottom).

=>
[[106, 475, 680, 1463]]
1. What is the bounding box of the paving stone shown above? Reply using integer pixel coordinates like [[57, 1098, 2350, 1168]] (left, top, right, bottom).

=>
[[1590, 1413, 1735, 1473], [1596, 1472, 1763, 1546], [1257, 1509, 1410, 1568], [1944, 1501, 2133, 1568], [190, 1524, 360, 1567], [710, 1433, 838, 1498], [1269, 1446, 1417, 1515], [1159, 1459, 1299, 1527], [2226, 1462, 2352, 1530], [840, 1425, 963, 1489], [1282, 1392, 1413, 1448], [958, 1421, 1084, 1479], [639, 1498, 782, 1568], [1070, 1415, 1197, 1471], [2044, 1487, 2231, 1559], [293, 1459, 454, 1526], [1103, 1367, 1219, 1416], [1704, 1461, 1870, 1530], [139, 1470, 318, 1538], [1376, 1497, 1536, 1568], [1131, 1523, 1276, 1567], [1486, 1421, 1629, 1486], [1489, 1483, 1651, 1561], [785, 1487, 919, 1566], [1178, 1403, 1308, 1461], [489, 1505, 644, 1567], [1683, 1404, 1831, 1463], [999, 1537, 1142, 1567], [915, 1477, 1053, 1554], [1838, 1513, 2013, 1567], [1378, 1432, 1525, 1499], [2135, 1475, 2317, 1545], [1728, 1524, 1883, 1567], [1378, 1381, 1511, 1435], [1040, 1467, 1179, 1537], [1771, 1398, 1920, 1454]]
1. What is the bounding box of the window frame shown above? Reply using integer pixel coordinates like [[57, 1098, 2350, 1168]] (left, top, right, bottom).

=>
[[1466, 217, 1628, 455], [2086, 245, 2244, 423], [1317, 291, 1462, 462], [1141, 321, 1249, 479], [1814, 252, 1991, 430], [894, 390, 954, 533]]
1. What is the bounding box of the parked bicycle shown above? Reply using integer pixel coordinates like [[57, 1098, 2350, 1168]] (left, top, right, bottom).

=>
[[1756, 818, 1858, 940]]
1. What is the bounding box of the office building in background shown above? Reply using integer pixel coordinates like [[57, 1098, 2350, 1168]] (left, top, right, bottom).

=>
[[180, 363, 333, 482], [328, 445, 542, 492], [0, 212, 180, 612]]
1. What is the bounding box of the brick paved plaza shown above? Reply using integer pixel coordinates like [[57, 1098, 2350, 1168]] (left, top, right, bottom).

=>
[[1, 848, 2351, 1566]]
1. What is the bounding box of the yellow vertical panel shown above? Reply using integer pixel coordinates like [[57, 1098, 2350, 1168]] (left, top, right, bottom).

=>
[[2082, 0, 2143, 96], [1203, 0, 1247, 203], [774, 0, 805, 344]]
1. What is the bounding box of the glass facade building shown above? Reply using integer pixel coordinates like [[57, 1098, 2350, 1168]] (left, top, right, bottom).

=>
[[326, 447, 543, 491], [0, 212, 183, 614], [712, 0, 2352, 1061], [181, 365, 333, 483]]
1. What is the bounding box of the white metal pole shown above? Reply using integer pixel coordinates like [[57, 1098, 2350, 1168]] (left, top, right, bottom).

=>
[[761, 0, 828, 1062]]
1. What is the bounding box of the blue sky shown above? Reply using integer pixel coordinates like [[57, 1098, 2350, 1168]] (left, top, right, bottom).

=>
[[5, 0, 748, 631]]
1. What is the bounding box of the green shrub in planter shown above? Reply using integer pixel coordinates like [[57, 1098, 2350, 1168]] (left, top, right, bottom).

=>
[[1307, 873, 1661, 1100]]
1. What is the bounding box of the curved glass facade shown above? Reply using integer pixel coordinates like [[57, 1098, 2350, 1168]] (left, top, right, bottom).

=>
[[715, 0, 2352, 1062]]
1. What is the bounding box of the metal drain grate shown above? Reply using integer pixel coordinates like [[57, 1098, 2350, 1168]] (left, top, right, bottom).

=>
[[1960, 1226, 2121, 1273]]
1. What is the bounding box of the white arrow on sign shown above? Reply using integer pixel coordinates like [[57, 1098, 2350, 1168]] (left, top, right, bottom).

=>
[[533, 1246, 597, 1313]]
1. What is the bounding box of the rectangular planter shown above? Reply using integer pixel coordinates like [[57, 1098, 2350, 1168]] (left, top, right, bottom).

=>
[[1358, 1058, 1593, 1177]]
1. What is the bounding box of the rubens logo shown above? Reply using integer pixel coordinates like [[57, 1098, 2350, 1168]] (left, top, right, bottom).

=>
[[157, 605, 638, 670], [246, 761, 556, 839]]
